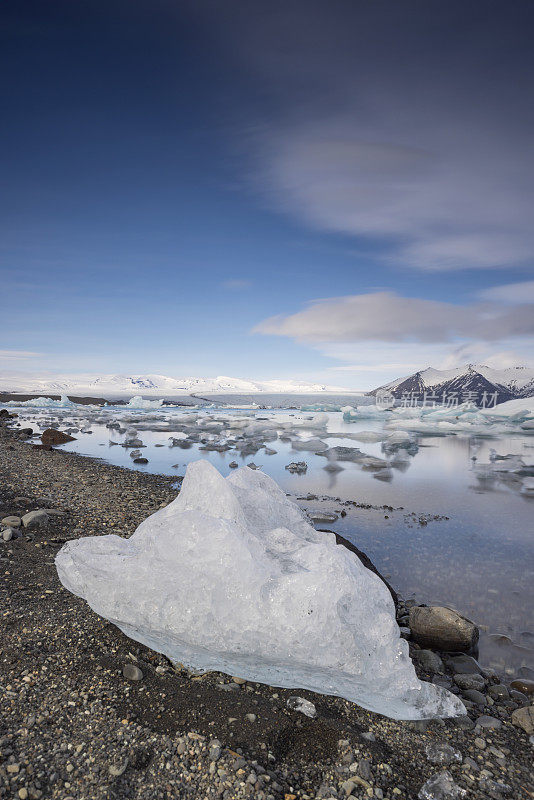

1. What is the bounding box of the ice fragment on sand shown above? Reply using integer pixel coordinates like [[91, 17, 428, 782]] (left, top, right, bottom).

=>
[[287, 696, 317, 717], [425, 742, 462, 765], [55, 460, 465, 720], [418, 771, 466, 799]]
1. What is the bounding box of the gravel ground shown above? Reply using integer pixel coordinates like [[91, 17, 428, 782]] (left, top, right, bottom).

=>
[[1, 413, 533, 800]]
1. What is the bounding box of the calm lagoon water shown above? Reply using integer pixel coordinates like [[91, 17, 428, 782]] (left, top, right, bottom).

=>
[[5, 396, 533, 678]]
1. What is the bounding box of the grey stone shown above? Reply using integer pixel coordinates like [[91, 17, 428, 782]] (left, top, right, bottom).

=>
[[448, 655, 484, 674], [1, 515, 21, 528], [358, 759, 372, 780], [462, 689, 486, 705], [341, 779, 357, 796], [2, 528, 14, 541], [21, 509, 49, 529], [510, 678, 534, 696], [509, 689, 528, 703], [463, 756, 479, 771], [413, 649, 445, 674], [409, 606, 478, 652], [487, 684, 509, 701], [511, 705, 534, 734], [285, 461, 308, 474], [451, 715, 475, 730], [209, 741, 222, 761], [432, 675, 453, 689], [475, 715, 502, 729], [454, 673, 485, 691], [479, 778, 512, 797], [123, 663, 143, 681]]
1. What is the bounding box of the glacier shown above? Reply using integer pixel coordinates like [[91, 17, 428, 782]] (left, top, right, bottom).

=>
[[55, 460, 464, 720]]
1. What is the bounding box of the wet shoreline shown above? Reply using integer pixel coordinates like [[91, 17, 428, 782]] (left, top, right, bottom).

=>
[[1, 411, 533, 799]]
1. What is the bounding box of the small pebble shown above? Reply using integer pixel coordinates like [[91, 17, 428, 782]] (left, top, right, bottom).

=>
[[123, 663, 143, 681]]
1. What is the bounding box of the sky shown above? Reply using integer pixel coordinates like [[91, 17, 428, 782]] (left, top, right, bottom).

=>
[[1, 0, 533, 390]]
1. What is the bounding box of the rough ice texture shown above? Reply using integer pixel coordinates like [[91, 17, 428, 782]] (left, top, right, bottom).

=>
[[125, 395, 164, 409], [55, 460, 465, 720], [3, 394, 79, 408]]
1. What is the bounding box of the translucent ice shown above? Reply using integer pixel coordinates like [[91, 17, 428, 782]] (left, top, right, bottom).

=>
[[55, 460, 465, 720], [343, 405, 392, 421]]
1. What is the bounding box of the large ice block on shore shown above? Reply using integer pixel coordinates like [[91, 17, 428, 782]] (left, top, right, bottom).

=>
[[55, 460, 464, 720]]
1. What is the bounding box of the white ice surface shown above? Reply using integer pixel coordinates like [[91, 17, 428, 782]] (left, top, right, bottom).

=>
[[3, 394, 80, 408], [125, 396, 165, 409], [55, 460, 464, 721], [480, 398, 534, 418]]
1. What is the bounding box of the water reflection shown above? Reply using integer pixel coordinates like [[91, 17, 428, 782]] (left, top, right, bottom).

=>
[[4, 401, 533, 677]]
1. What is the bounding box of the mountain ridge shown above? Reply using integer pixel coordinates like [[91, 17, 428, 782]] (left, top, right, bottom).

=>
[[0, 372, 354, 397], [372, 364, 534, 402]]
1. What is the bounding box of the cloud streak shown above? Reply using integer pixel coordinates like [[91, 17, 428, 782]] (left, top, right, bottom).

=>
[[253, 292, 534, 344], [0, 350, 42, 359], [478, 280, 534, 304], [195, 1, 534, 271]]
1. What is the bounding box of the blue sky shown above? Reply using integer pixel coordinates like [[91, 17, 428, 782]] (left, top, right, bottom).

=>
[[1, 0, 533, 389]]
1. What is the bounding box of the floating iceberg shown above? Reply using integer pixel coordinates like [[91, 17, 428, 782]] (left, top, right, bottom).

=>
[[3, 394, 78, 408], [347, 430, 386, 443], [124, 395, 165, 409], [300, 403, 343, 412], [55, 460, 464, 720], [343, 405, 392, 421]]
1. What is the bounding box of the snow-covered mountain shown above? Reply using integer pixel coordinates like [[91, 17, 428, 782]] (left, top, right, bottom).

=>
[[0, 372, 352, 397], [372, 364, 534, 402]]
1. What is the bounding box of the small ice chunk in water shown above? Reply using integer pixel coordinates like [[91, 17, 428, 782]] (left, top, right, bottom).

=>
[[55, 460, 465, 720], [291, 437, 328, 452], [285, 461, 308, 474], [308, 510, 338, 523], [126, 396, 164, 409]]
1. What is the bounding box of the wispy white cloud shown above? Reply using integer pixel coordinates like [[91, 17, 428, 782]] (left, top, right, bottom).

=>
[[198, 2, 534, 270], [318, 340, 534, 391], [478, 280, 534, 304], [255, 126, 534, 270], [0, 350, 42, 359], [254, 292, 534, 343]]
